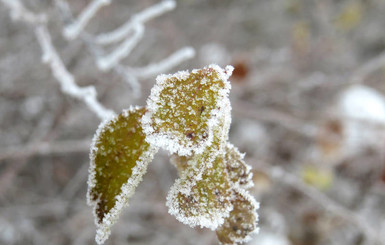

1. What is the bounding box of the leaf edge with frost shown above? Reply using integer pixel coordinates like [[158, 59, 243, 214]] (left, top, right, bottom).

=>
[[216, 188, 260, 245], [87, 106, 158, 244], [142, 64, 234, 156]]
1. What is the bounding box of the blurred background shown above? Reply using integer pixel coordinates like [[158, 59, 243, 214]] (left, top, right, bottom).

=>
[[1, 0, 385, 244]]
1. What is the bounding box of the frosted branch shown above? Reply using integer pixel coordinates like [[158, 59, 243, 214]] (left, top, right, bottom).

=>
[[63, 0, 112, 40], [35, 26, 115, 120], [95, 0, 176, 45], [0, 0, 46, 23], [128, 47, 195, 79], [96, 23, 144, 71]]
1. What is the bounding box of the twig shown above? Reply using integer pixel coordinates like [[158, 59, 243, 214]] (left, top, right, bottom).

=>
[[55, 0, 194, 97], [95, 0, 176, 45], [96, 23, 144, 71], [128, 47, 195, 79], [0, 0, 46, 23], [35, 26, 116, 120], [63, 0, 111, 40], [0, 1, 116, 121]]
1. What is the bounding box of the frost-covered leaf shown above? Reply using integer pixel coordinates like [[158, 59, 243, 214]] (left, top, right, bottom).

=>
[[88, 106, 158, 244], [224, 143, 253, 189], [169, 98, 231, 172], [166, 102, 234, 229], [167, 152, 234, 230], [142, 64, 234, 156], [170, 142, 253, 189], [216, 189, 259, 245]]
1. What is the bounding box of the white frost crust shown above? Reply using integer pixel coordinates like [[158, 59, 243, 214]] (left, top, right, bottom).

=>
[[166, 160, 233, 230], [35, 25, 115, 121], [1, 0, 46, 24], [142, 64, 234, 156], [129, 47, 196, 79], [96, 23, 144, 71], [165, 102, 233, 230], [87, 105, 158, 244], [95, 0, 176, 45], [63, 0, 111, 40], [225, 143, 254, 190], [230, 188, 260, 244]]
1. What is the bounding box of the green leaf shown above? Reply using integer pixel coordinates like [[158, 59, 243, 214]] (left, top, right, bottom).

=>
[[142, 64, 234, 156], [169, 98, 231, 173], [216, 189, 259, 245], [166, 102, 234, 229], [88, 106, 158, 244], [167, 152, 234, 230]]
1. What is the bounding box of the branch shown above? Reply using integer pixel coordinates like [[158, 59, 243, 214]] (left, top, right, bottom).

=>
[[95, 0, 176, 45], [128, 47, 195, 79], [63, 0, 112, 40], [35, 26, 115, 120], [55, 0, 194, 96], [0, 1, 116, 121], [96, 23, 144, 71], [0, 0, 46, 23]]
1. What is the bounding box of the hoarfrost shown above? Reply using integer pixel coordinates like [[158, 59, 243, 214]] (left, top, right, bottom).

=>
[[95, 0, 176, 45], [216, 188, 260, 244], [224, 143, 254, 189], [63, 0, 111, 40], [166, 102, 234, 230], [166, 152, 234, 230], [142, 64, 233, 156], [88, 106, 158, 244], [128, 47, 195, 79]]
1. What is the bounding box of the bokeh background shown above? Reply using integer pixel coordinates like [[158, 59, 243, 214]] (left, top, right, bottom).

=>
[[1, 0, 385, 244]]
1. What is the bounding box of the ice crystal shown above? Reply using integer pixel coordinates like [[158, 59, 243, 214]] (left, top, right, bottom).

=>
[[88, 106, 158, 244], [216, 188, 259, 244], [142, 64, 233, 156]]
